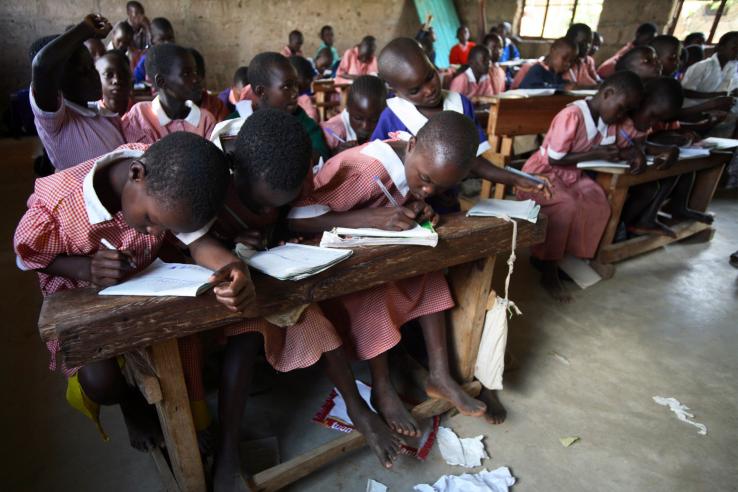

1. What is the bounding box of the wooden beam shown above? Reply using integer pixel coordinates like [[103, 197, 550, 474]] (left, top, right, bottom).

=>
[[597, 221, 713, 264]]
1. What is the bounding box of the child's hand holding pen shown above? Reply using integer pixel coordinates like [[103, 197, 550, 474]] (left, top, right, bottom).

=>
[[90, 239, 136, 287]]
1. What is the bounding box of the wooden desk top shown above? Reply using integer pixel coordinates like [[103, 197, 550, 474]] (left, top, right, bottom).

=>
[[39, 213, 547, 367], [587, 153, 729, 182]]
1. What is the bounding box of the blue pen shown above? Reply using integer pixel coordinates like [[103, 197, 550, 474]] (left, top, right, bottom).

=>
[[619, 129, 635, 147], [504, 165, 546, 186], [324, 126, 346, 143], [373, 176, 400, 207]]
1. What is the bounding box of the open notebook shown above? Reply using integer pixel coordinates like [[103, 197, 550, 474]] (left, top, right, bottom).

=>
[[467, 199, 540, 223], [99, 259, 214, 297], [578, 147, 709, 171], [320, 222, 439, 248], [701, 137, 738, 150], [241, 243, 353, 281], [495, 88, 556, 99]]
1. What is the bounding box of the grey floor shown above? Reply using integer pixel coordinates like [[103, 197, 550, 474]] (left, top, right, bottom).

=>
[[2, 137, 737, 491]]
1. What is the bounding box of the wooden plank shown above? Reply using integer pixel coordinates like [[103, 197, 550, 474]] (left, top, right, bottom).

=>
[[597, 221, 712, 264], [588, 154, 727, 180], [688, 163, 725, 211], [39, 214, 547, 367], [447, 257, 497, 381], [488, 95, 579, 137], [150, 447, 181, 492], [150, 339, 206, 492], [250, 381, 481, 492]]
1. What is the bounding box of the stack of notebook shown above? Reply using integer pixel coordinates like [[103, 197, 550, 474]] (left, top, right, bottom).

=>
[[243, 243, 353, 281], [320, 222, 439, 248], [467, 199, 541, 223]]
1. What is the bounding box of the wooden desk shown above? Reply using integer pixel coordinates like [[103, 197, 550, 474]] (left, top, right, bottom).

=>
[[311, 79, 339, 123], [591, 153, 728, 276], [38, 213, 546, 492]]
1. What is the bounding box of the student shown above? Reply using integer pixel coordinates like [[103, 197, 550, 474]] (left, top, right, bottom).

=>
[[95, 50, 133, 115], [315, 25, 339, 66], [289, 55, 320, 121], [315, 47, 336, 77], [598, 22, 658, 78], [207, 110, 404, 487], [498, 21, 520, 62], [30, 14, 126, 171], [416, 15, 437, 67], [482, 33, 509, 95], [290, 112, 488, 435], [684, 32, 706, 48], [614, 46, 663, 79], [281, 30, 304, 58], [371, 37, 550, 209], [449, 45, 496, 98], [519, 38, 578, 90], [321, 75, 387, 153], [249, 52, 331, 162], [564, 23, 600, 87], [84, 38, 106, 61], [13, 133, 242, 453], [108, 21, 142, 72], [218, 66, 248, 114], [681, 44, 705, 75], [126, 0, 150, 50], [590, 31, 603, 58], [190, 48, 230, 122], [335, 36, 379, 85], [123, 43, 217, 143], [449, 25, 476, 65], [133, 17, 175, 84], [651, 35, 681, 77], [516, 71, 646, 302]]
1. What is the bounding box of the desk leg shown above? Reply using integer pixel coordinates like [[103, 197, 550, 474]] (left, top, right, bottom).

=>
[[150, 339, 206, 492], [689, 164, 725, 212], [593, 174, 625, 275], [447, 256, 497, 382]]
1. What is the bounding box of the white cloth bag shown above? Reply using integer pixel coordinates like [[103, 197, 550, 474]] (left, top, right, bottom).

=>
[[474, 216, 521, 390]]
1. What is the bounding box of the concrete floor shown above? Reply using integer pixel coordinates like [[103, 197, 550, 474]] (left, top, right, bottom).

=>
[[2, 137, 737, 491]]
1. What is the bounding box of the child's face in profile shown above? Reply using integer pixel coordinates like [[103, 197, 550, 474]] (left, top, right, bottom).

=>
[[112, 29, 133, 51], [599, 88, 641, 125], [321, 28, 334, 46], [161, 53, 202, 102], [575, 32, 593, 59], [631, 99, 676, 132], [718, 37, 738, 61], [484, 36, 503, 63], [632, 48, 662, 78], [457, 27, 470, 44], [657, 46, 681, 76], [550, 46, 576, 74], [96, 55, 132, 108], [469, 51, 490, 77], [347, 94, 385, 143], [258, 63, 299, 113], [151, 28, 174, 46], [404, 141, 470, 201], [390, 56, 442, 108], [63, 47, 103, 103]]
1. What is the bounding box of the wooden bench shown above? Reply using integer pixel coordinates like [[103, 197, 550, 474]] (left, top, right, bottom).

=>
[[478, 94, 583, 199], [590, 152, 728, 277], [38, 213, 547, 492]]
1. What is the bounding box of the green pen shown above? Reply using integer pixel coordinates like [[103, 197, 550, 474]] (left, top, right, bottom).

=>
[[374, 176, 435, 232]]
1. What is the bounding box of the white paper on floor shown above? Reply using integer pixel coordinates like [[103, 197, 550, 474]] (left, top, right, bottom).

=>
[[366, 479, 388, 492], [437, 426, 488, 468], [414, 466, 516, 492], [558, 255, 602, 289], [653, 396, 707, 435]]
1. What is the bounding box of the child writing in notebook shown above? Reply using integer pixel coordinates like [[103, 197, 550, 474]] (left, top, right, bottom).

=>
[[290, 111, 488, 438], [335, 36, 379, 85], [218, 66, 249, 114], [519, 38, 578, 90], [598, 22, 658, 79], [614, 46, 663, 79], [449, 45, 496, 99], [564, 23, 600, 87], [321, 75, 387, 154], [516, 71, 646, 302], [205, 110, 404, 488], [190, 48, 230, 122], [289, 55, 320, 122], [13, 133, 248, 454], [109, 21, 142, 71], [482, 33, 508, 95], [31, 14, 126, 171], [95, 50, 133, 116], [123, 43, 217, 143]]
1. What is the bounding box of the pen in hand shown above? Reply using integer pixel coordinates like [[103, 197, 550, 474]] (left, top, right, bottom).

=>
[[100, 238, 136, 269]]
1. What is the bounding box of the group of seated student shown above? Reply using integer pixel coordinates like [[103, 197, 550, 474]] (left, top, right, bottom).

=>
[[13, 2, 738, 489]]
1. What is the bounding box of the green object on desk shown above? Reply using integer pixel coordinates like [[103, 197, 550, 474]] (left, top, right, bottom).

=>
[[421, 220, 436, 233]]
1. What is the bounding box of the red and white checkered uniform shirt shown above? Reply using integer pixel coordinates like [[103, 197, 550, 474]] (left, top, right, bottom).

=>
[[122, 96, 216, 144]]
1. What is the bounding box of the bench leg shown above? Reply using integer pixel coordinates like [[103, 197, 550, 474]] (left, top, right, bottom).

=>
[[150, 339, 206, 492]]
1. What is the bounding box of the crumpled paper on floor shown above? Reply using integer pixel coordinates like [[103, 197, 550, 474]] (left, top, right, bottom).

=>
[[414, 466, 516, 492], [366, 479, 388, 492], [437, 426, 488, 468], [653, 396, 707, 435]]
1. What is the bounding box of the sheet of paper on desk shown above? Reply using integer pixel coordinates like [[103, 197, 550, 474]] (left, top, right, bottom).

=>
[[495, 88, 556, 98], [700, 137, 738, 150], [578, 156, 656, 170], [467, 198, 540, 223], [678, 147, 711, 159], [244, 243, 353, 281], [98, 258, 213, 296], [320, 222, 439, 247], [561, 89, 597, 96]]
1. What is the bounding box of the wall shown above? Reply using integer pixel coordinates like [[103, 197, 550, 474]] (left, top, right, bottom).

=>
[[0, 0, 420, 115], [454, 0, 519, 40]]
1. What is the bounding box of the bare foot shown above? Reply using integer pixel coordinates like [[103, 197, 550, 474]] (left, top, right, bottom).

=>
[[371, 382, 421, 437], [541, 262, 573, 303], [350, 406, 405, 469], [628, 220, 677, 238], [213, 458, 254, 492], [478, 388, 507, 425], [672, 208, 714, 224], [120, 397, 164, 452], [426, 373, 486, 417]]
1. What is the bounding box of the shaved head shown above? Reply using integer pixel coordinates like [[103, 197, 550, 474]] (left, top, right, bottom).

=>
[[416, 111, 478, 170], [378, 37, 442, 107], [378, 37, 429, 82]]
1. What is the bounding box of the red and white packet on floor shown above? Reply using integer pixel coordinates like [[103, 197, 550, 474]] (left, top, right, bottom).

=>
[[313, 379, 440, 459]]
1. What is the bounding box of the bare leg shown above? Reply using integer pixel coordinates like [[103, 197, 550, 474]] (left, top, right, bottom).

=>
[[628, 177, 679, 237], [78, 358, 163, 452], [369, 352, 421, 438], [322, 348, 404, 468], [420, 311, 486, 417], [669, 172, 714, 224], [213, 332, 261, 492], [540, 260, 573, 303]]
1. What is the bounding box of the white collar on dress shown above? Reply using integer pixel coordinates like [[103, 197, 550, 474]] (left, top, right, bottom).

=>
[[464, 67, 489, 84], [572, 99, 611, 142], [88, 100, 120, 117], [385, 91, 464, 136], [82, 147, 145, 224], [152, 96, 201, 127], [340, 109, 358, 141], [359, 140, 409, 197], [65, 99, 100, 117]]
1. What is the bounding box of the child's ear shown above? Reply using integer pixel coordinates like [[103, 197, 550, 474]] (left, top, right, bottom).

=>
[[407, 136, 417, 154], [253, 84, 265, 99], [129, 160, 147, 182], [154, 72, 166, 90]]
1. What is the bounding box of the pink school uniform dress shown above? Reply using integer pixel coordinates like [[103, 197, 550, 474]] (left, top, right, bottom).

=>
[[122, 96, 217, 144], [298, 94, 319, 122], [449, 67, 496, 98], [199, 90, 230, 122], [597, 42, 634, 79], [516, 99, 612, 261], [13, 144, 209, 429], [30, 88, 126, 171], [289, 140, 454, 360], [320, 109, 357, 150], [280, 46, 303, 58], [565, 56, 601, 86], [489, 65, 507, 95], [334, 46, 378, 85]]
